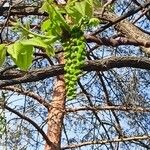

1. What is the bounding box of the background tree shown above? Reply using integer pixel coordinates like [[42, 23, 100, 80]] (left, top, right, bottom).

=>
[[0, 0, 150, 150]]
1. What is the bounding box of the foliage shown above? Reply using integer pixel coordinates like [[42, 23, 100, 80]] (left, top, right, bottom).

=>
[[7, 41, 34, 70], [0, 44, 6, 66], [1, 0, 150, 150], [0, 0, 100, 98]]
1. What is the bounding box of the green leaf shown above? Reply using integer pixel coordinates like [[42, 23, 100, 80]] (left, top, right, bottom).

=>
[[0, 44, 6, 66], [41, 19, 51, 32], [21, 38, 48, 48], [89, 18, 100, 27], [45, 45, 55, 56], [21, 37, 56, 56], [52, 6, 70, 32], [66, 0, 93, 24], [41, 1, 70, 32], [40, 1, 52, 14], [7, 41, 34, 71], [41, 19, 62, 37]]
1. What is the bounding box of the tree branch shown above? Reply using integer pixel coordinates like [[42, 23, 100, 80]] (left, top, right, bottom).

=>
[[0, 56, 150, 87], [5, 104, 54, 148], [93, 1, 150, 35], [1, 86, 50, 109], [61, 135, 150, 149], [66, 105, 150, 113], [94, 3, 150, 54], [86, 35, 150, 47]]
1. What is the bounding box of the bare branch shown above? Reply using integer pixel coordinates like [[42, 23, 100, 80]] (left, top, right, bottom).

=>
[[0, 56, 150, 87], [61, 135, 150, 149], [94, 3, 150, 54], [66, 105, 150, 113], [94, 1, 150, 35], [1, 86, 50, 109], [5, 105, 55, 148], [86, 35, 150, 48]]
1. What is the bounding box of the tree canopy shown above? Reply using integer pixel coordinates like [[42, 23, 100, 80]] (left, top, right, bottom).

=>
[[0, 0, 150, 150]]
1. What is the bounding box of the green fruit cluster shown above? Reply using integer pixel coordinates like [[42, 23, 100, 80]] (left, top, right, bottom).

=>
[[63, 36, 86, 99]]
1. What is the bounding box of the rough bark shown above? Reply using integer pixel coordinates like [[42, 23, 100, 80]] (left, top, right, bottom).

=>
[[94, 7, 150, 54], [45, 54, 66, 150], [1, 56, 150, 87]]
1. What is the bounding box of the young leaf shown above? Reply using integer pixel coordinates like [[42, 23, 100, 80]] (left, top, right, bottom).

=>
[[51, 5, 70, 31], [41, 1, 70, 32], [21, 37, 48, 49], [66, 0, 93, 24], [0, 44, 6, 66], [89, 18, 100, 27], [40, 1, 52, 14], [7, 41, 34, 71], [21, 37, 56, 56], [41, 19, 51, 32], [45, 45, 55, 56]]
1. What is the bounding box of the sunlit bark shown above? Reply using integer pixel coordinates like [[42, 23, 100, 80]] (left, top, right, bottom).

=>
[[45, 54, 66, 150]]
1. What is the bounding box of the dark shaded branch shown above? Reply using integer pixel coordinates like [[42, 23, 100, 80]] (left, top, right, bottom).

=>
[[93, 1, 150, 35], [86, 35, 150, 47], [0, 69, 24, 80], [5, 105, 54, 148], [1, 86, 50, 109], [132, 0, 150, 21], [78, 80, 114, 149], [1, 56, 150, 87], [61, 135, 150, 150], [97, 72, 123, 138], [94, 5, 150, 54], [0, 5, 43, 17]]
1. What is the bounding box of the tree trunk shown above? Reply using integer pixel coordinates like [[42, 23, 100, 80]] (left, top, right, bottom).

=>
[[45, 54, 66, 150]]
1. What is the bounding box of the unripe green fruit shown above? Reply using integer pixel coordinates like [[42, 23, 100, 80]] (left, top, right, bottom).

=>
[[63, 35, 86, 99]]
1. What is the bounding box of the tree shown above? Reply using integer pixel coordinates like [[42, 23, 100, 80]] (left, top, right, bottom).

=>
[[0, 0, 150, 150]]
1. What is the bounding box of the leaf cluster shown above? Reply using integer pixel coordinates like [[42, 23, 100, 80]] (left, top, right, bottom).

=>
[[0, 0, 100, 98]]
